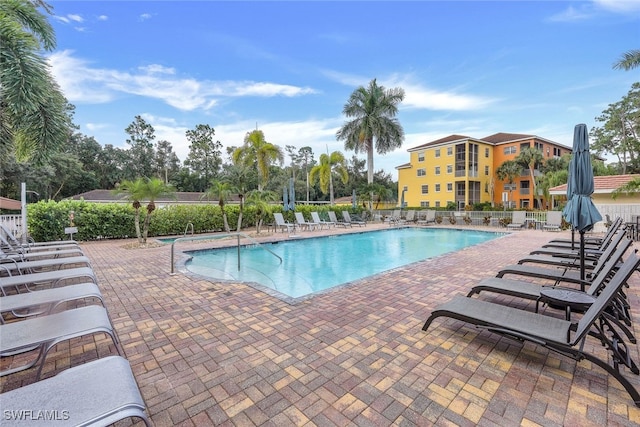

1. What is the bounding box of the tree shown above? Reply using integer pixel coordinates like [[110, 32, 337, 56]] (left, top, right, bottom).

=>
[[0, 0, 71, 163], [515, 146, 545, 208], [223, 163, 253, 232], [590, 83, 640, 174], [496, 160, 521, 208], [113, 177, 174, 244], [613, 49, 640, 71], [202, 180, 232, 232], [155, 140, 181, 184], [245, 190, 277, 234], [309, 151, 349, 205], [336, 78, 405, 185], [124, 115, 156, 179], [612, 177, 640, 199], [184, 124, 222, 191], [232, 130, 284, 191]]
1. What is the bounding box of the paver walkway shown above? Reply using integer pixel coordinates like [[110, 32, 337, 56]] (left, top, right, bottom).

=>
[[2, 224, 640, 426]]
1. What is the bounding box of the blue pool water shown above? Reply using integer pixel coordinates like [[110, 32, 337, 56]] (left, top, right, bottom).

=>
[[184, 228, 502, 299]]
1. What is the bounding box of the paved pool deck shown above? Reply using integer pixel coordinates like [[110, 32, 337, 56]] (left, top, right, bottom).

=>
[[2, 223, 640, 426]]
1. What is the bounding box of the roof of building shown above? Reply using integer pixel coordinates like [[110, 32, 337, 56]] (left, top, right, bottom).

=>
[[0, 196, 21, 211], [481, 132, 535, 143], [408, 134, 475, 151], [549, 174, 640, 195], [395, 162, 411, 169], [406, 132, 571, 153]]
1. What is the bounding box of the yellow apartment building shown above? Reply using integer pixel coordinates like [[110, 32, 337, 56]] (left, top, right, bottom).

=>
[[397, 133, 572, 210]]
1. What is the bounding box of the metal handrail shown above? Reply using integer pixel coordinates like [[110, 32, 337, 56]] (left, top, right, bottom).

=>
[[170, 232, 282, 274], [184, 222, 194, 236]]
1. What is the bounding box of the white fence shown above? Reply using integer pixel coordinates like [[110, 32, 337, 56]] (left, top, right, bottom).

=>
[[0, 215, 23, 237]]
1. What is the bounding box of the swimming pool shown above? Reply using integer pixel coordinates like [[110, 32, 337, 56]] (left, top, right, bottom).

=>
[[183, 228, 502, 300]]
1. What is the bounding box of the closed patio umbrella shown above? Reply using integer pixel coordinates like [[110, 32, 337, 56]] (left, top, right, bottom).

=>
[[283, 186, 289, 212], [289, 177, 296, 211], [562, 123, 602, 280]]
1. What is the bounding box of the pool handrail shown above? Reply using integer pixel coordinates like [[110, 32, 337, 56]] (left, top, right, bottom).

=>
[[170, 232, 283, 274]]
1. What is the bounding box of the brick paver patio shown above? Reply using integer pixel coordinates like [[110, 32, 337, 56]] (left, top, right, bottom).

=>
[[2, 224, 640, 426]]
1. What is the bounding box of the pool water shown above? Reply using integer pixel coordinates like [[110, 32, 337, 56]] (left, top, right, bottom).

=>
[[184, 228, 501, 299]]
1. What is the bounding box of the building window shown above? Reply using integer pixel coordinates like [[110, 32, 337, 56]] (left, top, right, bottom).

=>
[[469, 143, 479, 178], [553, 147, 561, 157], [520, 180, 530, 195], [485, 147, 489, 158], [503, 146, 516, 155], [420, 201, 430, 208], [504, 183, 517, 191], [484, 165, 489, 176], [417, 168, 426, 177], [535, 142, 543, 151], [435, 184, 441, 192], [520, 142, 530, 151], [435, 149, 441, 158], [435, 166, 441, 175], [520, 199, 530, 209], [421, 185, 428, 194], [447, 165, 452, 174], [447, 146, 453, 156], [403, 185, 408, 191], [447, 183, 453, 192], [418, 152, 425, 162], [455, 143, 466, 177], [435, 201, 441, 208]]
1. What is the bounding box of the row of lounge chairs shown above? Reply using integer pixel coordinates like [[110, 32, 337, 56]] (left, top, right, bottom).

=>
[[0, 226, 152, 426], [422, 217, 640, 406], [273, 211, 366, 233]]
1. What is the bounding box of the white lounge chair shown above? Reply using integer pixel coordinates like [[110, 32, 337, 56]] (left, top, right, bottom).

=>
[[0, 266, 97, 293], [507, 211, 527, 230], [0, 255, 92, 276], [294, 212, 319, 231], [343, 211, 366, 227], [543, 211, 563, 232], [0, 355, 151, 426], [311, 212, 335, 229], [328, 211, 349, 228], [416, 210, 436, 226], [273, 213, 295, 233]]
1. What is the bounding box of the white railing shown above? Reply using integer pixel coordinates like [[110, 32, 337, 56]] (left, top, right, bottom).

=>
[[0, 215, 23, 237]]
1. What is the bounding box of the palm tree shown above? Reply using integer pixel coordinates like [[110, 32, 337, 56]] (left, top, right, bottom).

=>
[[245, 190, 277, 234], [495, 160, 521, 209], [336, 79, 405, 185], [141, 177, 175, 243], [202, 179, 232, 232], [613, 49, 640, 71], [113, 178, 146, 243], [359, 183, 392, 210], [224, 163, 252, 232], [232, 130, 284, 191], [515, 147, 545, 208], [0, 0, 70, 163], [309, 151, 349, 205]]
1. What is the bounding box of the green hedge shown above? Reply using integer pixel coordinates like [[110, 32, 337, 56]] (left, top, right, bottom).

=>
[[26, 200, 366, 241]]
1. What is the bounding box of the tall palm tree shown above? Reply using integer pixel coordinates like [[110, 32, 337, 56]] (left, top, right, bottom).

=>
[[0, 0, 70, 163], [224, 163, 252, 232], [613, 49, 640, 71], [309, 151, 349, 205], [495, 160, 521, 209], [336, 79, 405, 185], [516, 147, 545, 209], [232, 130, 284, 191], [202, 179, 232, 232], [141, 177, 175, 243]]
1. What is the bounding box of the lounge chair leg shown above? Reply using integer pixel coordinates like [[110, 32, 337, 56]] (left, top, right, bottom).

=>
[[582, 351, 640, 407]]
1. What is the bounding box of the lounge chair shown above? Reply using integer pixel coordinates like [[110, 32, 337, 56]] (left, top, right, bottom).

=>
[[404, 210, 416, 223], [0, 224, 79, 249], [0, 255, 92, 276], [493, 236, 631, 292], [328, 211, 349, 228], [543, 211, 563, 232], [294, 212, 319, 231], [416, 210, 436, 226], [547, 217, 623, 247], [311, 212, 335, 229], [1, 305, 120, 378], [507, 211, 526, 229], [1, 237, 84, 261], [0, 355, 151, 426], [273, 213, 295, 233], [468, 238, 632, 308], [1, 282, 105, 323], [423, 252, 640, 407], [343, 211, 366, 227], [0, 266, 97, 293]]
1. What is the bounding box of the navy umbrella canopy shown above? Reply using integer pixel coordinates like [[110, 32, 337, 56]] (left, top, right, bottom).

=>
[[288, 177, 296, 211], [283, 185, 289, 212], [562, 123, 602, 279]]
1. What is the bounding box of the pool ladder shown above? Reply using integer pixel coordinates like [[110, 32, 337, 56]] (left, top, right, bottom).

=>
[[184, 222, 194, 236], [169, 232, 282, 274]]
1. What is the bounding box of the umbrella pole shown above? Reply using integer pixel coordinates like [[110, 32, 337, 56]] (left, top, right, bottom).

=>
[[571, 228, 575, 250], [579, 230, 585, 281]]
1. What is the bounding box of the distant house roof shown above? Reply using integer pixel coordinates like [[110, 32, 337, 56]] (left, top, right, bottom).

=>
[[0, 196, 21, 211], [67, 189, 240, 204], [549, 174, 640, 195]]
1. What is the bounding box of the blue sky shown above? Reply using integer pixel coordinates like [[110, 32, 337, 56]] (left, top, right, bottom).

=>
[[47, 0, 639, 180]]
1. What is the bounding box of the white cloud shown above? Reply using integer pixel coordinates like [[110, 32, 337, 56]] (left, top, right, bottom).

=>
[[593, 0, 640, 13], [139, 13, 152, 22], [97, 15, 108, 21], [47, 50, 317, 111], [547, 5, 594, 22], [68, 14, 84, 23]]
